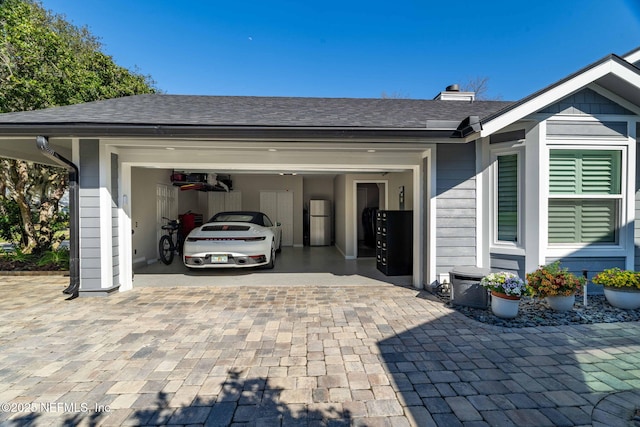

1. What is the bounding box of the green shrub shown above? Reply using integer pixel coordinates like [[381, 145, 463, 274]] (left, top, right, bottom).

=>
[[36, 248, 70, 270], [6, 247, 35, 263]]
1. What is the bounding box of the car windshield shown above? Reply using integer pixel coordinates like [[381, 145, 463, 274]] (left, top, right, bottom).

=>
[[212, 214, 255, 223]]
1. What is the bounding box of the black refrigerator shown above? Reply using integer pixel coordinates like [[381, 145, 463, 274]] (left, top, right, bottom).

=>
[[376, 210, 413, 276]]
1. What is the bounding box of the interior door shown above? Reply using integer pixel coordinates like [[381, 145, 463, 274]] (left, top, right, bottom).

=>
[[156, 183, 178, 252], [260, 191, 294, 246]]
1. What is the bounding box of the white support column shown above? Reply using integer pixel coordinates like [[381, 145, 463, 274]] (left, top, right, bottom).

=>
[[98, 143, 114, 291], [524, 123, 544, 273], [476, 139, 489, 269], [120, 163, 133, 291], [412, 164, 422, 288], [423, 146, 437, 287], [626, 122, 637, 271]]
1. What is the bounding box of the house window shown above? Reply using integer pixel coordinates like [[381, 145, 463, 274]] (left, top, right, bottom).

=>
[[496, 154, 519, 242], [548, 149, 621, 244]]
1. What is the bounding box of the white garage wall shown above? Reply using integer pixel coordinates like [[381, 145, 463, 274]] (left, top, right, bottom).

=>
[[303, 176, 335, 206], [131, 167, 173, 265], [336, 171, 414, 258], [231, 174, 304, 246], [334, 175, 347, 256], [178, 188, 201, 216], [388, 171, 414, 210]]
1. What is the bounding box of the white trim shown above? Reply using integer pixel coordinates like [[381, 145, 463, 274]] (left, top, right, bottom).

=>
[[423, 146, 437, 287], [523, 123, 544, 273], [541, 141, 631, 262], [624, 48, 640, 65], [120, 162, 133, 291], [411, 165, 421, 288], [626, 122, 636, 270], [490, 146, 525, 249], [481, 59, 640, 137], [476, 141, 486, 268], [588, 83, 640, 116], [99, 143, 113, 290]]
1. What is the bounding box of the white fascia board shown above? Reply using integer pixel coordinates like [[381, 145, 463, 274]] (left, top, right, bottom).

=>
[[481, 59, 640, 138], [587, 83, 640, 116], [623, 47, 640, 65]]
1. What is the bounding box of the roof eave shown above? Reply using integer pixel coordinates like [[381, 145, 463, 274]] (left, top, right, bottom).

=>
[[479, 54, 640, 137], [0, 123, 468, 142]]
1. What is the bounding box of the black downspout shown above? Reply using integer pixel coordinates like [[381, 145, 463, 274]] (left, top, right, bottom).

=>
[[36, 136, 80, 298]]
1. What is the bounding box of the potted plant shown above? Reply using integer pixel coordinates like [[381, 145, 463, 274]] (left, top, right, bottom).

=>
[[592, 268, 640, 309], [526, 261, 585, 312], [480, 271, 526, 318]]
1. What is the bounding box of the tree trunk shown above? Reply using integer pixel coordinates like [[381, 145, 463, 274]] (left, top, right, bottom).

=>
[[37, 173, 66, 250], [12, 161, 38, 253]]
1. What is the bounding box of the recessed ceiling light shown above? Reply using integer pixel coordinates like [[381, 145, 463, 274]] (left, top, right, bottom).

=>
[[166, 147, 175, 150], [367, 149, 376, 153], [268, 148, 277, 152]]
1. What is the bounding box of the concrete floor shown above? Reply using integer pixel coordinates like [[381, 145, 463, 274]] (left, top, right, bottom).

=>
[[133, 246, 414, 288]]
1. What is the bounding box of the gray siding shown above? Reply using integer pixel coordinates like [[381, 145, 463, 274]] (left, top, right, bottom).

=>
[[540, 88, 633, 116], [545, 257, 626, 294], [79, 139, 102, 290], [490, 253, 525, 278], [435, 143, 476, 276]]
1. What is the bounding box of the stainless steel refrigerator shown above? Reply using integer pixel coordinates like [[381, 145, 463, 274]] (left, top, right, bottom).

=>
[[310, 200, 332, 246]]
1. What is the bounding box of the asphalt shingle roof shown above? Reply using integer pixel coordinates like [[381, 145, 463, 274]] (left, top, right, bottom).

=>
[[0, 94, 513, 129]]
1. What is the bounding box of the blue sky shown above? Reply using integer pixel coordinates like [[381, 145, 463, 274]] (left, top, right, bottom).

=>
[[42, 0, 640, 101]]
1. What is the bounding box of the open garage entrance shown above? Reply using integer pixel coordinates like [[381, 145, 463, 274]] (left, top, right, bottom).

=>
[[128, 164, 420, 287], [132, 246, 414, 287]]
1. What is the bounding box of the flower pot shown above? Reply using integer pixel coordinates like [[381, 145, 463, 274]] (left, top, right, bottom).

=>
[[490, 291, 520, 319], [545, 295, 575, 312], [603, 286, 640, 310]]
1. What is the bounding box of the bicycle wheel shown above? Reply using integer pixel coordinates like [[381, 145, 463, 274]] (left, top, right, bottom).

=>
[[159, 235, 174, 265]]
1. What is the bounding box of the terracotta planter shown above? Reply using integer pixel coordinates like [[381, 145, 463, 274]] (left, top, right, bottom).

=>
[[545, 295, 575, 312], [490, 291, 520, 319], [604, 286, 640, 310]]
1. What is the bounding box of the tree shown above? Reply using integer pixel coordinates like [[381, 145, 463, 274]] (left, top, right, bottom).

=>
[[0, 0, 157, 254], [461, 76, 503, 101]]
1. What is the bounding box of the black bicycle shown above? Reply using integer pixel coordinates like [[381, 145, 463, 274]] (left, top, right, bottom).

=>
[[158, 217, 181, 265]]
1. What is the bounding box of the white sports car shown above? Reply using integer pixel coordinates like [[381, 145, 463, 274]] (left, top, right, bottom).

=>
[[183, 211, 282, 269]]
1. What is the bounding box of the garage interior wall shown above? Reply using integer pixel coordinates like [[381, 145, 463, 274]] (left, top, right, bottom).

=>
[[303, 176, 335, 207], [333, 175, 347, 256], [231, 174, 304, 246], [131, 167, 172, 266], [334, 171, 413, 258]]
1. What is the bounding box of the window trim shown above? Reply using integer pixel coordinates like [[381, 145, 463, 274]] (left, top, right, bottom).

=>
[[545, 144, 627, 251], [490, 146, 524, 251]]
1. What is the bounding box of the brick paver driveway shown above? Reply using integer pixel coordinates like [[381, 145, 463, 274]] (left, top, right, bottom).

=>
[[0, 276, 639, 426]]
